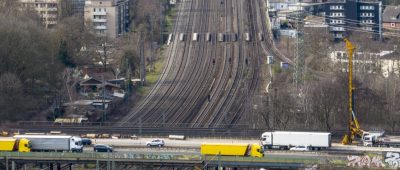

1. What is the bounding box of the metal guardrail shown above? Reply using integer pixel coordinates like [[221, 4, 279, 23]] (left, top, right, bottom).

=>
[[0, 152, 202, 162], [0, 152, 352, 168]]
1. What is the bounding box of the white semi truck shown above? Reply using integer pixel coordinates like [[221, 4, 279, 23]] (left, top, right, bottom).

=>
[[14, 135, 83, 152], [261, 131, 331, 150], [363, 131, 400, 147]]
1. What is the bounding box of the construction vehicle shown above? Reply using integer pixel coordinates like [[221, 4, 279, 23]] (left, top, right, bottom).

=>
[[341, 38, 366, 145], [200, 143, 263, 157], [261, 131, 331, 150], [0, 138, 31, 152]]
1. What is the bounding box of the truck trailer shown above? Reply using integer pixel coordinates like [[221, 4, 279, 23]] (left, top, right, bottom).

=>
[[261, 131, 331, 150], [14, 135, 83, 152], [0, 138, 31, 152], [200, 143, 263, 157]]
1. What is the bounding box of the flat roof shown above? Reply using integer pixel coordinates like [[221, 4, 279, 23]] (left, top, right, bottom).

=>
[[14, 135, 73, 139]]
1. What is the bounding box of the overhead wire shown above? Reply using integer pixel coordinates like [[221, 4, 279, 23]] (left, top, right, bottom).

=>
[[287, 16, 400, 38], [284, 9, 400, 37]]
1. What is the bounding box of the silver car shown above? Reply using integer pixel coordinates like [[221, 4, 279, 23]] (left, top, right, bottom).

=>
[[146, 139, 165, 147]]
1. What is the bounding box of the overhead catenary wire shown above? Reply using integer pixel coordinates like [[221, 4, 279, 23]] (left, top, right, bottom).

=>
[[281, 5, 400, 31], [298, 10, 400, 31], [288, 18, 400, 38], [329, 0, 398, 8], [286, 15, 400, 38]]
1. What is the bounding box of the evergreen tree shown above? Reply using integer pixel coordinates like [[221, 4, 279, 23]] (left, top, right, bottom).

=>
[[58, 40, 75, 67]]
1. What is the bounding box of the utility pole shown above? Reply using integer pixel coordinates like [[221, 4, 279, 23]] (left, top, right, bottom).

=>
[[139, 31, 146, 86], [159, 0, 164, 45], [149, 15, 155, 71], [294, 2, 305, 86], [102, 75, 106, 122]]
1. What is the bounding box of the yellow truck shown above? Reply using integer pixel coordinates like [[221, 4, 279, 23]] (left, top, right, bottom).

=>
[[0, 138, 31, 152], [200, 143, 263, 157]]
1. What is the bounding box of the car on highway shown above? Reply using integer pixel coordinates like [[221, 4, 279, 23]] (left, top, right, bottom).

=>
[[146, 139, 165, 147], [289, 146, 310, 151], [81, 138, 92, 145], [93, 144, 113, 152]]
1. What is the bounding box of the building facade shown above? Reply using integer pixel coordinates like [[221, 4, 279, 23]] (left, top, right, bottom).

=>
[[330, 50, 399, 77], [19, 0, 60, 29], [84, 0, 129, 39], [71, 0, 86, 16], [324, 0, 382, 39], [382, 6, 400, 31]]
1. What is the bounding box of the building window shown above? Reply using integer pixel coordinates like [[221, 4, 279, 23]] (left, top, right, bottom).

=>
[[361, 6, 374, 10], [391, 23, 396, 27], [330, 5, 344, 10], [361, 13, 374, 17], [362, 19, 373, 24], [331, 12, 344, 17], [335, 33, 343, 38], [94, 8, 96, 12], [331, 19, 344, 24]]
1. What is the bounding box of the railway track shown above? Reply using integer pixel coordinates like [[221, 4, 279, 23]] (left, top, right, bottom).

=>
[[117, 0, 193, 126], [14, 0, 273, 132], [111, 0, 267, 129]]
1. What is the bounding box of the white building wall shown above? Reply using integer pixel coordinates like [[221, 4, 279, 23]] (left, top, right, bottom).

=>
[[329, 51, 399, 78]]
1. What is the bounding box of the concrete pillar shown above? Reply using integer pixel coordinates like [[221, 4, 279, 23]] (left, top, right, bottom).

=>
[[69, 163, 72, 170], [11, 161, 15, 170], [96, 160, 99, 170], [57, 163, 61, 170], [5, 156, 8, 170]]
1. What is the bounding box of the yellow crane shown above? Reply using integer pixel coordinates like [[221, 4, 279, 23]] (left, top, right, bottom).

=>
[[341, 38, 365, 145]]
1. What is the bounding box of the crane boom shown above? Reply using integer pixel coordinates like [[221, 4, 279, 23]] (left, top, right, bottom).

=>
[[341, 38, 365, 145]]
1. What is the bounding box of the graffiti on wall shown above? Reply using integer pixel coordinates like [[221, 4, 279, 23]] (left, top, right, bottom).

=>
[[385, 152, 400, 168], [347, 155, 386, 168]]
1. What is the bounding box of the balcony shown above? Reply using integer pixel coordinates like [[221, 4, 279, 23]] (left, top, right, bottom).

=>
[[47, 7, 57, 12], [94, 25, 107, 30], [42, 14, 57, 18], [93, 18, 107, 22], [360, 14, 374, 18], [93, 11, 107, 16]]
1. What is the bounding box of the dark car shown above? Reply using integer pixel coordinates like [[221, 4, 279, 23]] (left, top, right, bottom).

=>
[[93, 144, 113, 152], [81, 138, 92, 145]]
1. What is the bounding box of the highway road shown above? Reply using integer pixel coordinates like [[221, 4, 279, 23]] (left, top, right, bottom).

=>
[[89, 138, 400, 153]]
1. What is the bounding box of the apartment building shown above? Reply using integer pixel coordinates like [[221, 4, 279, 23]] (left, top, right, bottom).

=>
[[19, 0, 60, 29], [71, 0, 86, 16], [324, 0, 382, 39], [84, 0, 129, 39], [330, 50, 399, 77]]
